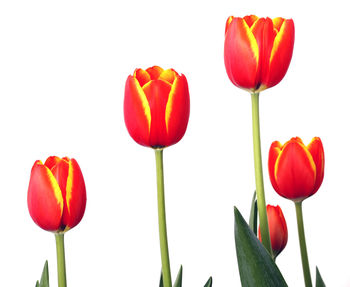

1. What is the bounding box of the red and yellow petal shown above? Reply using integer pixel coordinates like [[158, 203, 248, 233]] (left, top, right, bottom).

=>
[[224, 17, 260, 89], [268, 141, 282, 193], [27, 161, 63, 231], [62, 158, 86, 230], [263, 18, 295, 88], [307, 137, 325, 194], [142, 79, 172, 147], [146, 66, 164, 80], [134, 68, 151, 87], [159, 69, 177, 85], [124, 75, 151, 147], [165, 74, 190, 147], [274, 140, 316, 201], [267, 205, 288, 257]]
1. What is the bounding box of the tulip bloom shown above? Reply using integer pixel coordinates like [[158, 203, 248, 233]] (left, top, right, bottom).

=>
[[268, 137, 324, 202], [124, 66, 190, 148], [258, 205, 288, 259], [28, 156, 86, 232], [224, 15, 295, 92]]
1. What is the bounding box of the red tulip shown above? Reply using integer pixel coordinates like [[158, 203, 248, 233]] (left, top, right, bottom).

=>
[[268, 137, 324, 202], [28, 156, 86, 232], [258, 205, 288, 258], [224, 15, 295, 92], [124, 66, 190, 148]]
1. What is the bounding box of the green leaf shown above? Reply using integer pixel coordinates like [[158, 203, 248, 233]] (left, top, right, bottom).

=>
[[203, 277, 212, 287], [173, 265, 182, 287], [39, 261, 49, 287], [159, 271, 163, 287], [249, 191, 258, 235], [35, 281, 39, 287], [316, 266, 326, 287], [234, 207, 287, 287]]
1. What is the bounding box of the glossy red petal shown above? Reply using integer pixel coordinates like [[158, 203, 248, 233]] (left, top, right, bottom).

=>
[[224, 17, 259, 90], [124, 75, 151, 147], [307, 137, 325, 194], [263, 19, 295, 88], [63, 158, 86, 230], [275, 140, 316, 201], [27, 161, 63, 231], [164, 74, 190, 147], [134, 68, 151, 87], [143, 79, 172, 147], [259, 17, 277, 91], [243, 15, 259, 28], [267, 205, 288, 257], [44, 156, 61, 170], [268, 141, 282, 193]]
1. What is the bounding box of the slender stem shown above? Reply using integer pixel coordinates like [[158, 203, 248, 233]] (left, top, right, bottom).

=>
[[251, 92, 272, 255], [295, 201, 312, 287], [155, 149, 172, 287], [55, 233, 67, 287]]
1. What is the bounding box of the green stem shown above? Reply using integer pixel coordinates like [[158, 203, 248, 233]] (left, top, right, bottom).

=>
[[155, 149, 172, 287], [251, 92, 272, 255], [55, 233, 67, 287], [295, 201, 312, 287]]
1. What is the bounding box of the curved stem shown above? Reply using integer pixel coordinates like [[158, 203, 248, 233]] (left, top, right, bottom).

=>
[[251, 92, 272, 255], [55, 233, 67, 287], [295, 201, 312, 287], [155, 149, 172, 287]]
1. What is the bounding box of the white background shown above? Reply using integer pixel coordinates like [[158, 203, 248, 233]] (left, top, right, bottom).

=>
[[0, 0, 349, 286]]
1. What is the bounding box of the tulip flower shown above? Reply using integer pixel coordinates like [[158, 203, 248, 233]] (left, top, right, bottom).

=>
[[258, 205, 288, 259], [268, 137, 324, 202], [124, 66, 190, 148], [28, 156, 86, 232], [28, 156, 86, 287], [224, 15, 295, 92]]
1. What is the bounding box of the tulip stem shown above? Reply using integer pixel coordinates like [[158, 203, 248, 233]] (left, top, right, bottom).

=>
[[155, 149, 172, 287], [55, 233, 67, 287], [250, 92, 272, 255], [295, 201, 312, 287]]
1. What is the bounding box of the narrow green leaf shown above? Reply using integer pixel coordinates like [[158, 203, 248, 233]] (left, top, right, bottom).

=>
[[316, 266, 326, 287], [39, 261, 50, 287], [203, 277, 212, 287], [234, 207, 287, 287], [35, 281, 39, 287], [249, 191, 258, 235], [173, 265, 183, 287], [159, 271, 163, 287]]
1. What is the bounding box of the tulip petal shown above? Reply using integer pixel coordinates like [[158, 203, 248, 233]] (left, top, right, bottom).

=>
[[143, 79, 172, 147], [44, 156, 61, 170], [63, 158, 86, 230], [134, 68, 151, 87], [307, 137, 325, 194], [165, 74, 190, 146], [268, 141, 282, 193], [28, 161, 63, 231], [146, 66, 164, 80], [263, 19, 295, 88], [159, 69, 177, 85], [124, 75, 152, 146], [224, 17, 259, 89], [243, 15, 259, 28], [274, 140, 316, 200]]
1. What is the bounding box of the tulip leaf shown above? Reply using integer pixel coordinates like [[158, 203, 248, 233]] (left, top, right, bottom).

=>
[[249, 191, 258, 235], [316, 266, 326, 287], [173, 265, 183, 287], [234, 207, 287, 287], [35, 260, 49, 287], [159, 271, 163, 287], [203, 276, 212, 287]]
